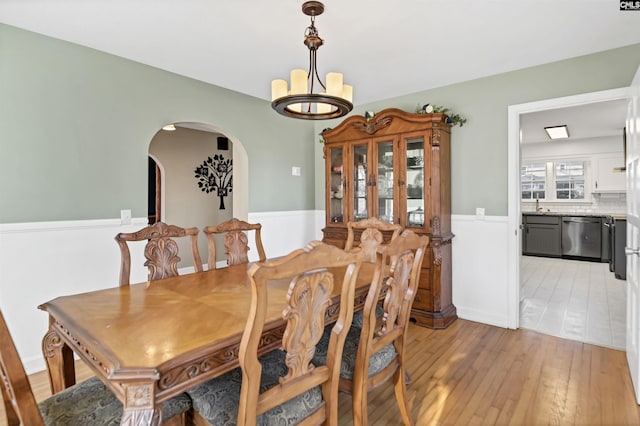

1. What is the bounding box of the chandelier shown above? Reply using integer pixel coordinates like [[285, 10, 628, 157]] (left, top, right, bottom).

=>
[[271, 1, 353, 120]]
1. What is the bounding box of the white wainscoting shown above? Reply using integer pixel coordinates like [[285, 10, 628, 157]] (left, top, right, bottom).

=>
[[0, 211, 510, 375], [451, 214, 511, 328], [248, 210, 324, 260], [0, 217, 149, 374], [0, 211, 325, 374]]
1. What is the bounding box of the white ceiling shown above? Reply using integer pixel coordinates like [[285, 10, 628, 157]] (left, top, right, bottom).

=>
[[1, 1, 638, 139], [520, 99, 628, 144]]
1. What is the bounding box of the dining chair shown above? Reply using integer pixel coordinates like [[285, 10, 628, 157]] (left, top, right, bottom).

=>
[[313, 230, 429, 426], [185, 241, 364, 425], [0, 310, 193, 425], [204, 218, 266, 269], [344, 217, 403, 263], [115, 221, 204, 286], [344, 217, 403, 328]]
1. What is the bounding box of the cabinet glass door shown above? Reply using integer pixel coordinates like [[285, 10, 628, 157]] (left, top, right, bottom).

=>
[[353, 143, 369, 222], [405, 137, 425, 228], [328, 146, 344, 224], [376, 140, 395, 223]]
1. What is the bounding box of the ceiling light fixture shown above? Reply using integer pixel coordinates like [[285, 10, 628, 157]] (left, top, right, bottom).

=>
[[544, 125, 569, 140], [271, 1, 353, 120]]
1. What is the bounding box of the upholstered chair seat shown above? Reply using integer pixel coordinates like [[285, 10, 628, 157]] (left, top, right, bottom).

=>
[[38, 376, 192, 425], [313, 326, 397, 382], [38, 377, 122, 425], [351, 304, 385, 329], [186, 350, 323, 425]]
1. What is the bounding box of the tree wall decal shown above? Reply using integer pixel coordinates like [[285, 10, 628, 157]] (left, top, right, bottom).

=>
[[194, 154, 233, 209]]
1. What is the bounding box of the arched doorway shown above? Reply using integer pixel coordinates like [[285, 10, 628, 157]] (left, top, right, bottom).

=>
[[148, 156, 161, 224], [148, 121, 249, 269]]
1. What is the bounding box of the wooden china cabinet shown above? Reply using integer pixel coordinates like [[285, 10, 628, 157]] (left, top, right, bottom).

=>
[[321, 108, 456, 329]]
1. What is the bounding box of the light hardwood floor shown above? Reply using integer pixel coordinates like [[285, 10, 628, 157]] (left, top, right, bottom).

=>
[[5, 319, 640, 425], [521, 255, 626, 350]]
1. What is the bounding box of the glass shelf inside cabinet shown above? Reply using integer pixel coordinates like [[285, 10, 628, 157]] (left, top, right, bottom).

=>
[[407, 206, 425, 227], [406, 137, 424, 226], [377, 142, 394, 201], [329, 147, 344, 224], [353, 144, 369, 220]]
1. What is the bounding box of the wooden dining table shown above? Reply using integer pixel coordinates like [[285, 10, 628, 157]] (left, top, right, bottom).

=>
[[38, 260, 374, 425]]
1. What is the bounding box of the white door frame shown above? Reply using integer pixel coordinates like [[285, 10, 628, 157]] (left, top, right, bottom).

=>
[[625, 65, 640, 404], [506, 87, 629, 329]]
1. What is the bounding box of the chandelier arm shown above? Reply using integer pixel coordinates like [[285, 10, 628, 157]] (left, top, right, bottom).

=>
[[308, 49, 316, 112], [312, 50, 326, 92], [307, 48, 314, 85]]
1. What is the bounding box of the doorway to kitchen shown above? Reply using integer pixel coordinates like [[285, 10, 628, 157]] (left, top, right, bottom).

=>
[[508, 87, 629, 350]]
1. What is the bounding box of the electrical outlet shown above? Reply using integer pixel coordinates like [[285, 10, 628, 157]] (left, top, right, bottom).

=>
[[291, 166, 301, 176], [121, 209, 132, 225], [476, 207, 485, 220]]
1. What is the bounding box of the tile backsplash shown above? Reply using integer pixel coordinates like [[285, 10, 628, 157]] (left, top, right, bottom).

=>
[[521, 193, 627, 215]]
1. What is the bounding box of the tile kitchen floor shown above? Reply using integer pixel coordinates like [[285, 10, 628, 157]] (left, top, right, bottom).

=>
[[520, 255, 626, 350]]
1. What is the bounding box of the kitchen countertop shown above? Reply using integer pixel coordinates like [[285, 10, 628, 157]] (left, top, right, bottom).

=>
[[523, 212, 613, 218]]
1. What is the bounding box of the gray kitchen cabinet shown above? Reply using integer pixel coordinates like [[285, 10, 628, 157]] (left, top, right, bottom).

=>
[[523, 214, 562, 257]]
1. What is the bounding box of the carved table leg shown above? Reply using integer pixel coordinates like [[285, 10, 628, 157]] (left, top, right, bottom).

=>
[[120, 408, 161, 426], [120, 383, 162, 426], [41, 320, 75, 394]]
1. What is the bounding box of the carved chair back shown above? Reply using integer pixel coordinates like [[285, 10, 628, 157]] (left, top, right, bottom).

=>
[[344, 217, 403, 263], [115, 221, 203, 286], [204, 218, 266, 269], [351, 230, 429, 425], [0, 310, 44, 425], [237, 241, 363, 425]]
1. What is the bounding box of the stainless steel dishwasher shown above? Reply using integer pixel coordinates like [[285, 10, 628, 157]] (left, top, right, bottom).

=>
[[561, 216, 602, 259]]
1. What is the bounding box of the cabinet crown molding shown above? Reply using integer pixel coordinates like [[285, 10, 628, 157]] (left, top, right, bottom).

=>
[[322, 108, 450, 142]]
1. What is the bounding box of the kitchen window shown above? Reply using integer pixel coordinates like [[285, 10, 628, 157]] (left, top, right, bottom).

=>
[[521, 160, 590, 202], [555, 161, 585, 200], [521, 163, 546, 200]]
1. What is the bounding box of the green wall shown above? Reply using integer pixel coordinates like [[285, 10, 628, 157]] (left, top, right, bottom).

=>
[[2, 23, 639, 222], [0, 24, 314, 223], [315, 43, 640, 216]]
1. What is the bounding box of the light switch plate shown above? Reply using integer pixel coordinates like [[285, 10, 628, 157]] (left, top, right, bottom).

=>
[[476, 207, 485, 219], [291, 166, 301, 176], [121, 209, 132, 225]]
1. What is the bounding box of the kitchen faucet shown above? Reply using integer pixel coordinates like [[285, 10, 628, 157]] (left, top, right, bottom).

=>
[[535, 198, 550, 213]]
